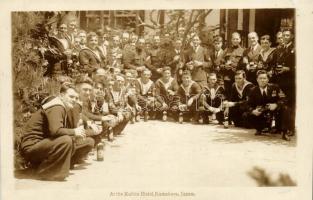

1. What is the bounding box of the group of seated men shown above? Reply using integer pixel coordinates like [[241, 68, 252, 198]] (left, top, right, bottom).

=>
[[19, 19, 296, 181]]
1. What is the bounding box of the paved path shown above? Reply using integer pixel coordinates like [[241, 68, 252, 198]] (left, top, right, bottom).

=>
[[15, 121, 296, 189]]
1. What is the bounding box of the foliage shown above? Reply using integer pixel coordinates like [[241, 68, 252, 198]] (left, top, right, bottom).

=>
[[248, 166, 296, 186]]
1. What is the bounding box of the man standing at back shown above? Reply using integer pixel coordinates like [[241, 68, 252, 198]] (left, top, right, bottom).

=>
[[184, 35, 212, 88]]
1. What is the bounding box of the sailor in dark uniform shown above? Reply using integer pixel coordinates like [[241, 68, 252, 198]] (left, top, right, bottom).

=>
[[247, 70, 291, 140], [223, 70, 254, 127]]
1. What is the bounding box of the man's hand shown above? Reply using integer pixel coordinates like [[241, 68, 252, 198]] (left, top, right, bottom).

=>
[[162, 103, 168, 110], [193, 60, 203, 67], [252, 109, 262, 116], [117, 112, 124, 122], [74, 126, 86, 138], [223, 101, 236, 108], [267, 103, 278, 111], [168, 90, 175, 96], [89, 123, 102, 135], [277, 66, 290, 74], [179, 104, 187, 111], [136, 66, 146, 71], [187, 98, 194, 107], [135, 104, 142, 112], [173, 55, 180, 62], [156, 68, 163, 73], [243, 57, 249, 64]]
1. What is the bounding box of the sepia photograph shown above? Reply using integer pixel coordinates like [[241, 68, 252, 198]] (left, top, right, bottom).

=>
[[1, 0, 312, 199]]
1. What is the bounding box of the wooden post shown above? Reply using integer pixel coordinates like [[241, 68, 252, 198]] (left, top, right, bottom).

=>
[[100, 11, 104, 30]]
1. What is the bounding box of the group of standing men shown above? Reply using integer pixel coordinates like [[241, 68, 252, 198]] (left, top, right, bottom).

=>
[[19, 18, 296, 181]]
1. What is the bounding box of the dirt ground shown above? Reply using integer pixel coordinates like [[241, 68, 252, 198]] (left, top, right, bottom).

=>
[[15, 120, 296, 190]]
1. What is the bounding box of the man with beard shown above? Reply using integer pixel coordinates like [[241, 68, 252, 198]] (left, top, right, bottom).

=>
[[79, 32, 106, 76], [176, 70, 202, 123], [123, 38, 147, 77], [223, 70, 254, 127], [19, 83, 94, 181], [239, 32, 262, 84], [199, 73, 225, 124], [154, 67, 180, 120], [184, 35, 212, 88]]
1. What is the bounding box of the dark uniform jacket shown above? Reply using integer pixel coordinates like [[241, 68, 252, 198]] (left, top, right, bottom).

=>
[[229, 81, 254, 110], [20, 97, 75, 152], [201, 84, 225, 108], [177, 81, 202, 105], [247, 83, 286, 113], [154, 77, 179, 104], [79, 47, 106, 75], [123, 48, 147, 70]]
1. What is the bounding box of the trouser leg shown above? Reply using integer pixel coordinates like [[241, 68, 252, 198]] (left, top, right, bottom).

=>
[[23, 135, 74, 180], [71, 137, 95, 165]]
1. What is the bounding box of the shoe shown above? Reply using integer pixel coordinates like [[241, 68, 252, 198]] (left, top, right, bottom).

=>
[[135, 115, 141, 122], [198, 117, 203, 124], [255, 130, 262, 136], [282, 132, 291, 141]]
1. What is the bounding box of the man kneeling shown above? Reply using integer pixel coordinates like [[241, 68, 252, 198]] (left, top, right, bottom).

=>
[[20, 83, 94, 181]]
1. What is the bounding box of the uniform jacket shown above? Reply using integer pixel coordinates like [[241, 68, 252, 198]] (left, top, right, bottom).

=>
[[247, 83, 286, 112], [21, 96, 75, 152], [223, 45, 245, 69], [123, 48, 148, 70], [229, 81, 254, 110], [154, 77, 179, 103], [177, 81, 202, 104], [79, 47, 106, 75]]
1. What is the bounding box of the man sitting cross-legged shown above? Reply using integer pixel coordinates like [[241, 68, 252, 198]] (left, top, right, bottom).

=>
[[134, 69, 156, 121], [176, 70, 202, 123], [223, 70, 254, 128], [154, 66, 180, 121], [199, 72, 225, 124]]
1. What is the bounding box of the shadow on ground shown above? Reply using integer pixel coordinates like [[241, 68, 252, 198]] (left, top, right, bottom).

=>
[[210, 126, 296, 147]]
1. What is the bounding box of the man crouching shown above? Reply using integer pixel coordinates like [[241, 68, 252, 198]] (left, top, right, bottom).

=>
[[19, 83, 94, 181]]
